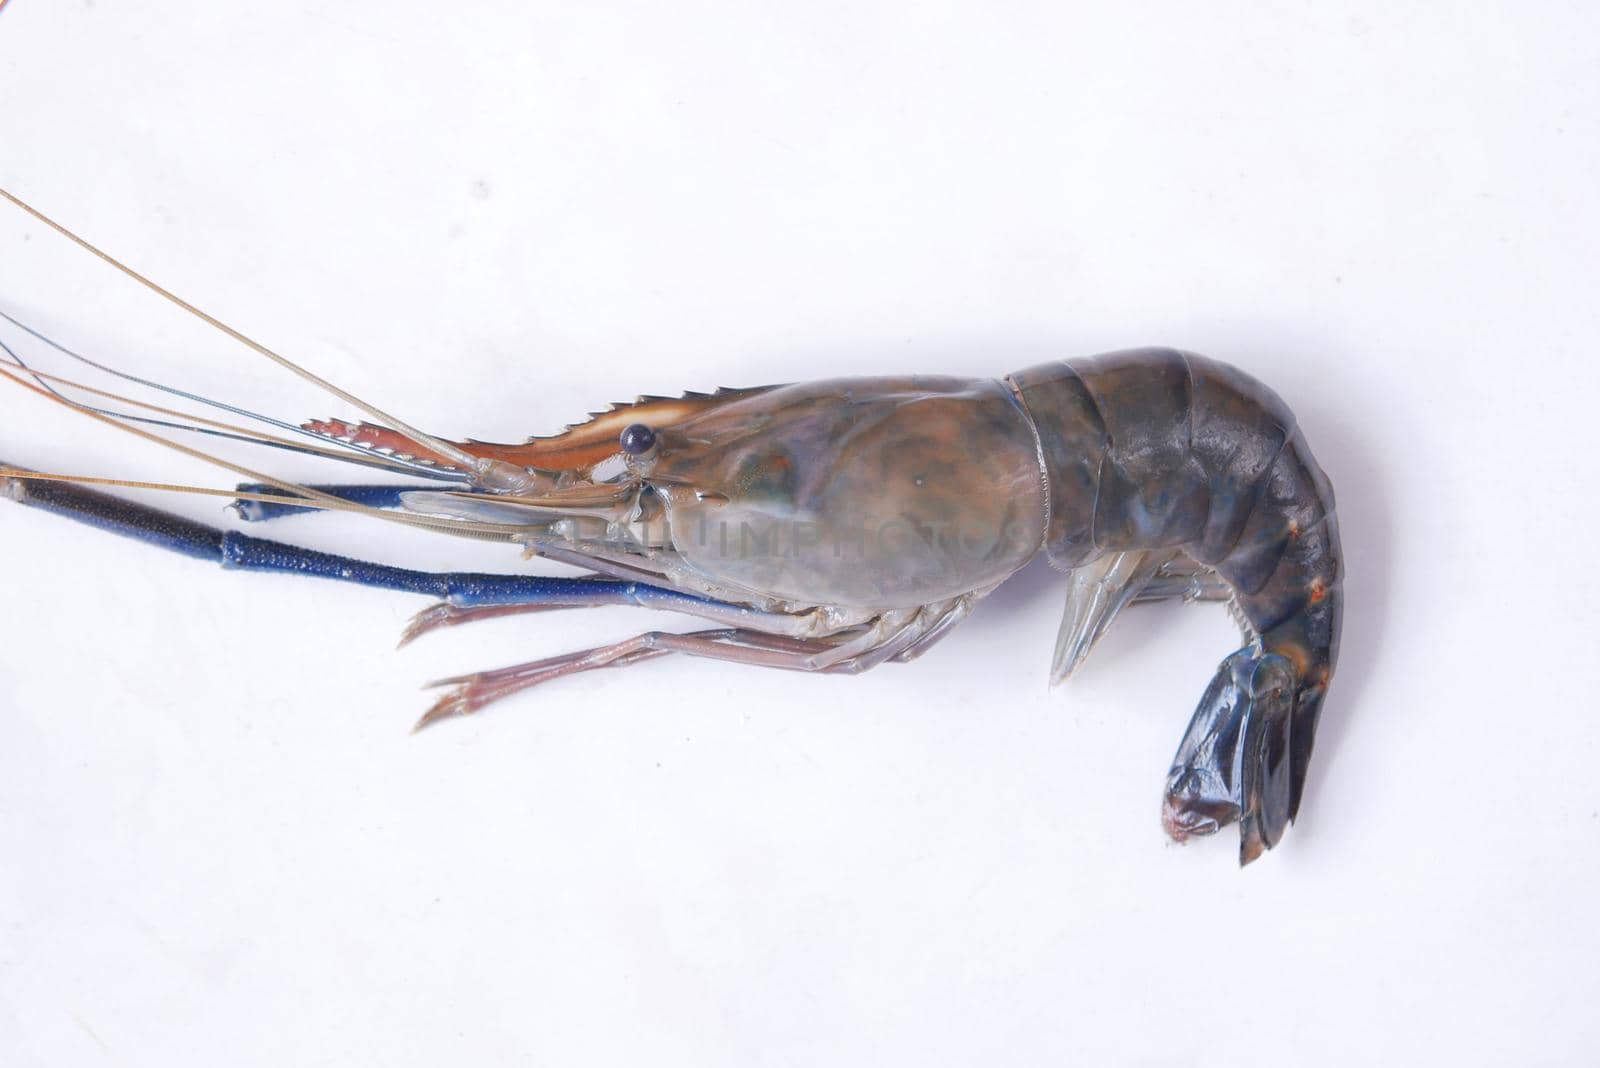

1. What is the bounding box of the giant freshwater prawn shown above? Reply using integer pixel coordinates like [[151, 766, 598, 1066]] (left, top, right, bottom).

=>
[[0, 188, 1341, 865]]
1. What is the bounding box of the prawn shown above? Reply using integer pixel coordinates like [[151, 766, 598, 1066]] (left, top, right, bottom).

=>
[[0, 189, 1341, 865]]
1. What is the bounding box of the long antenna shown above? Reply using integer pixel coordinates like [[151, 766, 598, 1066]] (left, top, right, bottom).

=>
[[0, 187, 534, 492]]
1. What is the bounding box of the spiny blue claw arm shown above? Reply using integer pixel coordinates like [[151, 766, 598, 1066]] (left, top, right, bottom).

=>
[[3, 469, 720, 611]]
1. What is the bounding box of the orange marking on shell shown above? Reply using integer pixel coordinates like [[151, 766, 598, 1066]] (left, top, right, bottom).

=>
[[303, 386, 780, 477], [302, 418, 618, 472], [1281, 643, 1312, 676]]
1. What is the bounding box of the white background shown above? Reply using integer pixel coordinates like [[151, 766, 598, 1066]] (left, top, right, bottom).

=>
[[1, 3, 1597, 1064]]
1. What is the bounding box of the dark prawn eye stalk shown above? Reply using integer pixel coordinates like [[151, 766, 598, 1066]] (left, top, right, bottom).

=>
[[619, 423, 657, 455]]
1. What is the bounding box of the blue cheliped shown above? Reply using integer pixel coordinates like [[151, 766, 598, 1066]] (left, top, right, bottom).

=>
[[8, 472, 717, 611]]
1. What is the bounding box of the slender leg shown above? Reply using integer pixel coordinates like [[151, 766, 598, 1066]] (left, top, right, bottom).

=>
[[400, 585, 851, 646], [399, 602, 570, 646], [417, 610, 920, 729], [890, 593, 980, 664], [406, 597, 966, 713], [828, 598, 965, 674]]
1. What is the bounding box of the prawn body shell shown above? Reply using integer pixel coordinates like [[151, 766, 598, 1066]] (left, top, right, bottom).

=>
[[649, 376, 1048, 611]]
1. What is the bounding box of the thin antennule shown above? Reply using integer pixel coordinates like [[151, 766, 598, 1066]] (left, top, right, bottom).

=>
[[0, 187, 535, 492], [0, 361, 529, 541], [0, 344, 458, 478], [0, 307, 467, 482]]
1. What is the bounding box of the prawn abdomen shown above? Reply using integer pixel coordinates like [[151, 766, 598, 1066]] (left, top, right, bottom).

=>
[[1010, 347, 1343, 862]]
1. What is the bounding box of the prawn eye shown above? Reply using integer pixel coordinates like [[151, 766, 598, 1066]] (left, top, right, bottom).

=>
[[619, 423, 657, 455]]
